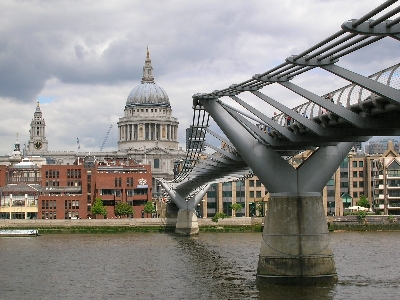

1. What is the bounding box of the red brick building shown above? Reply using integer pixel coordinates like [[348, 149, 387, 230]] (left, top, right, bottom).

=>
[[91, 161, 152, 218], [40, 157, 152, 219], [1, 157, 153, 219]]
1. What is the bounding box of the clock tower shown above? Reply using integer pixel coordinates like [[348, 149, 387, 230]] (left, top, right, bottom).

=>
[[27, 102, 48, 154]]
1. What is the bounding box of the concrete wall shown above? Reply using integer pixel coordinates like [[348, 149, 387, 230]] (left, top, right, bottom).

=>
[[0, 217, 264, 228]]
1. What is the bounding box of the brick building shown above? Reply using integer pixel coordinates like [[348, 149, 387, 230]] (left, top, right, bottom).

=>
[[0, 156, 152, 219]]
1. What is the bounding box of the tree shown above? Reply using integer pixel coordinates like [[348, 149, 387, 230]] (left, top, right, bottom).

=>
[[143, 201, 156, 218], [356, 194, 369, 208], [211, 211, 228, 223], [229, 203, 243, 217], [114, 202, 133, 218], [91, 197, 106, 217], [256, 201, 264, 217]]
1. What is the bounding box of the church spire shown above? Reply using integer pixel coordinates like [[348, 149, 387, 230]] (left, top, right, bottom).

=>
[[142, 46, 154, 83]]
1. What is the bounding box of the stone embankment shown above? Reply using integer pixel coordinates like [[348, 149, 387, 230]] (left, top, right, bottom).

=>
[[0, 217, 264, 233], [328, 215, 400, 231], [2, 216, 399, 233]]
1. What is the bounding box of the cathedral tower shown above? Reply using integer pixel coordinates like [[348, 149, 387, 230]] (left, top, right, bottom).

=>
[[27, 102, 48, 154]]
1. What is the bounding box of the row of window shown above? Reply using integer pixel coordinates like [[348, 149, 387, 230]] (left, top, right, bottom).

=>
[[249, 180, 262, 187], [352, 161, 364, 168], [45, 170, 59, 178], [115, 177, 146, 187], [67, 169, 81, 179], [42, 200, 56, 209], [65, 200, 80, 209], [208, 190, 264, 198], [100, 189, 148, 196], [45, 169, 82, 179]]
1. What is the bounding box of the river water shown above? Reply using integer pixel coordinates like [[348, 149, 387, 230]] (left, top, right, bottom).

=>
[[0, 231, 399, 300]]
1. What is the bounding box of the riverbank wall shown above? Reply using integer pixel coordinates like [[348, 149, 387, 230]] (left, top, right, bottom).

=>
[[327, 215, 400, 231], [0, 217, 264, 233], [1, 216, 400, 233]]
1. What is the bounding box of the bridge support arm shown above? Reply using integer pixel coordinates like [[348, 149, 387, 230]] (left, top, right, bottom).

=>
[[297, 142, 355, 193], [159, 181, 210, 235], [200, 98, 297, 193]]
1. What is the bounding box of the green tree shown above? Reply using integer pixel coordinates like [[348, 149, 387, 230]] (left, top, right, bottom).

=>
[[91, 197, 106, 217], [211, 211, 228, 223], [143, 201, 156, 218], [114, 202, 133, 218], [229, 203, 243, 217], [356, 194, 369, 208], [256, 201, 264, 217]]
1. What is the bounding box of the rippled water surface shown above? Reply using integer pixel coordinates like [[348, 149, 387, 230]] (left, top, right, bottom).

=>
[[0, 231, 399, 299]]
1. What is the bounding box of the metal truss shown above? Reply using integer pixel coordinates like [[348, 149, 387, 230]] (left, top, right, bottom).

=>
[[193, 0, 400, 152], [163, 0, 400, 198]]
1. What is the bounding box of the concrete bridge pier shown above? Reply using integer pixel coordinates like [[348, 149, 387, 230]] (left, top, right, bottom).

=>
[[258, 193, 336, 285], [159, 181, 210, 235], [175, 209, 199, 235], [199, 98, 355, 284]]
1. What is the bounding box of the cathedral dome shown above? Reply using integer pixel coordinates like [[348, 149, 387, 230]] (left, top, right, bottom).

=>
[[127, 82, 170, 107], [126, 48, 171, 108]]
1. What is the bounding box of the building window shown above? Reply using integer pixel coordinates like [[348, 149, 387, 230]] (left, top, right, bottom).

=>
[[249, 180, 254, 187], [387, 161, 400, 177], [359, 161, 364, 167], [353, 161, 357, 167], [250, 191, 254, 198], [126, 178, 134, 187], [388, 179, 400, 187], [353, 192, 358, 198], [340, 182, 348, 188], [359, 171, 364, 177], [353, 181, 358, 188], [207, 191, 217, 198], [222, 191, 232, 197], [154, 159, 160, 169], [256, 180, 262, 187], [353, 171, 358, 177], [256, 191, 262, 198], [236, 190, 245, 198]]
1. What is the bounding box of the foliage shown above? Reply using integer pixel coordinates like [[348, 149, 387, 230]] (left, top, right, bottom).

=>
[[356, 194, 369, 208], [114, 202, 133, 218], [357, 210, 366, 219], [91, 197, 106, 216], [143, 201, 156, 217], [229, 203, 243, 215], [211, 211, 228, 223], [256, 201, 264, 216], [388, 215, 396, 223]]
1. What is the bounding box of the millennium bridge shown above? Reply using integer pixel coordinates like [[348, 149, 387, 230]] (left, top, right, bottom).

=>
[[159, 0, 400, 285]]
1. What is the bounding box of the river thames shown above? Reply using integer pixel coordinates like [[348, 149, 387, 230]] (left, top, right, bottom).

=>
[[0, 231, 399, 300]]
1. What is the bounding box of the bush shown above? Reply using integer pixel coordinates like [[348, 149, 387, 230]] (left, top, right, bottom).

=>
[[357, 210, 366, 219], [211, 212, 228, 223]]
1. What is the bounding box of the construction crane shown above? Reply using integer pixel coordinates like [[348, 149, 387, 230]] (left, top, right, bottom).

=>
[[100, 125, 113, 152]]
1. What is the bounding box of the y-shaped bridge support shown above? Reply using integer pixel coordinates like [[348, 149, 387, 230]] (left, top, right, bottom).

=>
[[201, 98, 353, 285], [160, 182, 210, 235]]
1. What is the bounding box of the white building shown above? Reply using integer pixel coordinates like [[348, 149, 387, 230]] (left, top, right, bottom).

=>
[[19, 49, 185, 196]]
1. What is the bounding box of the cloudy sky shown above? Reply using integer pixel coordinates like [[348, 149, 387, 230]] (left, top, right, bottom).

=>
[[0, 0, 397, 155]]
